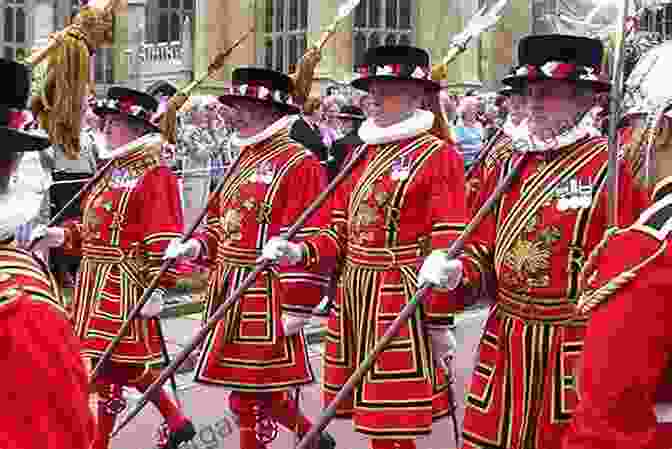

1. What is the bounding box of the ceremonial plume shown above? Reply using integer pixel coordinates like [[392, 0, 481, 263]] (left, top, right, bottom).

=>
[[28, 0, 121, 160], [160, 27, 255, 144], [430, 0, 508, 81], [427, 0, 508, 141], [289, 0, 361, 107]]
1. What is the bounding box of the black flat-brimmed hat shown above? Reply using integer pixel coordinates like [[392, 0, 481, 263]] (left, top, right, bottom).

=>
[[498, 85, 523, 97], [218, 67, 300, 114], [147, 81, 178, 99], [0, 59, 50, 152], [333, 105, 366, 121], [351, 45, 441, 92], [502, 34, 611, 93], [93, 86, 161, 132]]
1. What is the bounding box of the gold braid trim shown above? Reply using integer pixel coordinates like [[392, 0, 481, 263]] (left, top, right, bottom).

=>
[[576, 233, 668, 316]]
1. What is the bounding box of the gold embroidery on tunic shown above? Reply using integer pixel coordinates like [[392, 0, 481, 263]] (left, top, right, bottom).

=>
[[503, 217, 562, 290], [222, 209, 243, 242]]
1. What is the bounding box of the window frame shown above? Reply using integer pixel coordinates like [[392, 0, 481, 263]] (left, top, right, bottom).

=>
[[262, 0, 308, 73], [352, 0, 414, 71]]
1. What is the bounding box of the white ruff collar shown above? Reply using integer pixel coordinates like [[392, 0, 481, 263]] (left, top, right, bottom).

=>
[[503, 117, 526, 137], [0, 180, 43, 241], [230, 116, 291, 148], [510, 112, 599, 153], [98, 133, 163, 160], [358, 109, 434, 145]]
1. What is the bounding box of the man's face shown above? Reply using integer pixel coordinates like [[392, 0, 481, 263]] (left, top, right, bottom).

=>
[[525, 80, 591, 139], [508, 94, 527, 125], [228, 99, 275, 138], [368, 80, 424, 125], [103, 114, 137, 149], [322, 102, 341, 128], [359, 96, 377, 117], [459, 98, 481, 123]]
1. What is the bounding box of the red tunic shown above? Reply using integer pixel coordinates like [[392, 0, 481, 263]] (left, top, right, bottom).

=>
[[0, 244, 95, 449], [466, 131, 514, 213], [301, 131, 467, 438], [563, 182, 672, 449], [63, 136, 184, 365], [457, 136, 649, 449], [192, 128, 327, 392]]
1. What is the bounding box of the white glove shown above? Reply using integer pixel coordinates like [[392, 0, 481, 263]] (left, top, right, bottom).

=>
[[139, 289, 166, 318], [29, 225, 65, 249], [426, 325, 458, 368], [281, 313, 308, 336], [261, 237, 303, 266], [163, 237, 201, 261], [14, 222, 34, 248], [417, 251, 463, 290]]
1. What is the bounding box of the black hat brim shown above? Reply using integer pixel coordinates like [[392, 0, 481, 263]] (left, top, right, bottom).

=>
[[351, 75, 441, 92], [0, 127, 51, 152], [502, 74, 611, 93], [217, 95, 300, 115], [93, 105, 161, 133]]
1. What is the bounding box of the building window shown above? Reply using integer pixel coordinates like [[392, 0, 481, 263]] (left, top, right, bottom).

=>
[[263, 0, 308, 73], [94, 47, 115, 84], [352, 0, 414, 71], [146, 0, 194, 43], [639, 4, 672, 39], [1, 0, 26, 61]]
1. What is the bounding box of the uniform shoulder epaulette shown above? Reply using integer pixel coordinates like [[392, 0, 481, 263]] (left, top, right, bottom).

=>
[[577, 198, 672, 315]]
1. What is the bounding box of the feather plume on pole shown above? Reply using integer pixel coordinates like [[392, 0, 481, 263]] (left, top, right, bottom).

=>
[[27, 0, 121, 160], [158, 27, 254, 144], [427, 0, 508, 141], [289, 0, 361, 108], [430, 0, 508, 81]]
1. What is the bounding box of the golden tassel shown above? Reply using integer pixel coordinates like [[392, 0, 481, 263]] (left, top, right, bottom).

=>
[[289, 47, 322, 110], [159, 93, 189, 145], [424, 88, 452, 142], [30, 2, 117, 160]]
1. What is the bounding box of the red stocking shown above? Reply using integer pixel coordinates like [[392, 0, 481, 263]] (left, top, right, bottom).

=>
[[266, 390, 312, 435], [128, 367, 187, 432], [91, 383, 123, 449], [232, 392, 263, 449]]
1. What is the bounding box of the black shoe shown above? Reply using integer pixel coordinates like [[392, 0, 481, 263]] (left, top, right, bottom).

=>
[[318, 431, 336, 449], [159, 420, 196, 449], [297, 430, 336, 449]]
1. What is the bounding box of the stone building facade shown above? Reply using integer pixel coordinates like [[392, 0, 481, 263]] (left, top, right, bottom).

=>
[[9, 0, 536, 96]]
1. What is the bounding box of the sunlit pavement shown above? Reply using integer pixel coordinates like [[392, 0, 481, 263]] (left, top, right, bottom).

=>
[[111, 306, 489, 449]]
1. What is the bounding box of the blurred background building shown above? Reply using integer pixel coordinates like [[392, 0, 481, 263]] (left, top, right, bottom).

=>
[[5, 0, 668, 95]]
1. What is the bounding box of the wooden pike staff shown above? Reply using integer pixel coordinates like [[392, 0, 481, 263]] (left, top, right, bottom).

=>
[[34, 28, 253, 250], [110, 141, 370, 439], [108, 3, 365, 435], [87, 29, 253, 383], [88, 151, 243, 385], [28, 0, 121, 161], [160, 27, 255, 144], [295, 151, 529, 449], [465, 126, 505, 179], [288, 0, 363, 107], [606, 0, 631, 227]]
